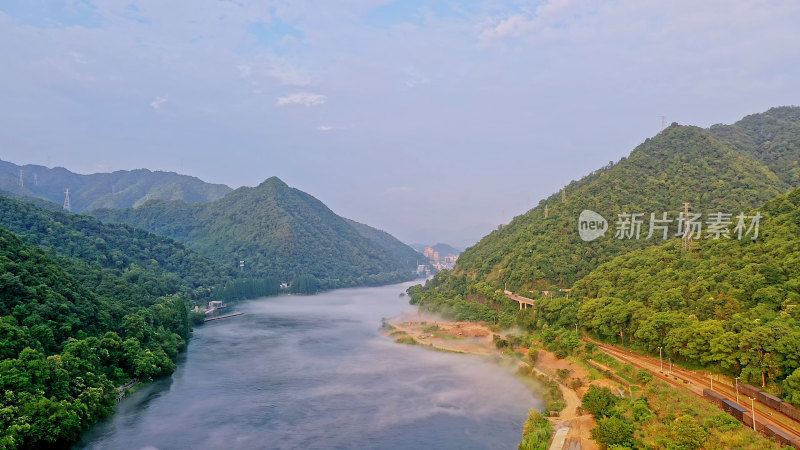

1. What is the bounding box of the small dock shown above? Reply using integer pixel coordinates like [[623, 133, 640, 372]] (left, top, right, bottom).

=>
[[204, 312, 244, 322]]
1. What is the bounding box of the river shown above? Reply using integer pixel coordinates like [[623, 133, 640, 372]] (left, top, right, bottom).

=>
[[75, 281, 541, 449]]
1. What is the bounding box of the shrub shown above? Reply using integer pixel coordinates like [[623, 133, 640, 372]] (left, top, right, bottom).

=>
[[591, 416, 634, 448], [528, 348, 540, 364], [569, 378, 585, 390], [582, 385, 619, 418], [636, 369, 654, 385], [632, 399, 653, 423], [669, 415, 707, 450], [518, 410, 552, 450], [703, 413, 740, 432]]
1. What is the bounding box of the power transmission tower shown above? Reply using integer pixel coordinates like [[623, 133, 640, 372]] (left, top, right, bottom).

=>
[[661, 116, 667, 130], [544, 204, 549, 218], [63, 188, 71, 212], [18, 169, 23, 188], [681, 202, 692, 252], [561, 187, 566, 204], [33, 173, 38, 186]]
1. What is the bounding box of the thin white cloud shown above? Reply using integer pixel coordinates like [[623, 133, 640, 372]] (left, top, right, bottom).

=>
[[478, 0, 591, 44], [276, 92, 326, 107], [317, 125, 335, 131], [237, 64, 252, 78], [69, 51, 87, 64], [150, 96, 167, 110], [403, 66, 429, 88]]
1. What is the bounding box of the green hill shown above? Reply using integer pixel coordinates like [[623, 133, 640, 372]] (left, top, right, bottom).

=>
[[711, 106, 800, 186], [540, 186, 800, 400], [454, 123, 788, 291], [0, 225, 189, 448], [409, 106, 800, 402], [92, 177, 422, 289], [0, 160, 232, 212], [0, 194, 236, 303], [344, 218, 423, 266]]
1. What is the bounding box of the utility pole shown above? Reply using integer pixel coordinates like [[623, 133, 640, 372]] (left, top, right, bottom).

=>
[[751, 397, 756, 431], [669, 358, 672, 375], [681, 202, 692, 253], [658, 347, 663, 372], [710, 373, 713, 391], [735, 377, 740, 403]]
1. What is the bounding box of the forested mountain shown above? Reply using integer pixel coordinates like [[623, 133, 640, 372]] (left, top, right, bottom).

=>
[[0, 160, 231, 212], [536, 186, 800, 399], [455, 123, 788, 290], [409, 106, 800, 403], [711, 106, 800, 186], [344, 218, 423, 266], [93, 177, 421, 289], [0, 226, 189, 448], [0, 194, 235, 303]]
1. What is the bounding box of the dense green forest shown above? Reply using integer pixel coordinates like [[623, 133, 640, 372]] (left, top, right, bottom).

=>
[[564, 187, 800, 395], [0, 160, 231, 212], [409, 107, 800, 403], [0, 226, 189, 448], [711, 106, 800, 187], [93, 177, 423, 289], [455, 121, 789, 291], [0, 194, 236, 304]]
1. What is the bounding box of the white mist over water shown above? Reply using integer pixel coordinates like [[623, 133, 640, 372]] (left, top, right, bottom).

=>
[[75, 282, 541, 450]]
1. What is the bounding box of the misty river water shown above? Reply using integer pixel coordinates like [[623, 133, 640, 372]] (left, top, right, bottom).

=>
[[75, 281, 541, 450]]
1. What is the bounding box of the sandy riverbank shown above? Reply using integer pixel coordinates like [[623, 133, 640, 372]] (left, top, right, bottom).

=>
[[383, 313, 599, 450]]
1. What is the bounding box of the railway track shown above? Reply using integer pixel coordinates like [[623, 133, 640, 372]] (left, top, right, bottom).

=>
[[589, 340, 800, 443]]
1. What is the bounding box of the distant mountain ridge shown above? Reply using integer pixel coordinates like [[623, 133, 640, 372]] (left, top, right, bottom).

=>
[[411, 243, 462, 256], [0, 160, 232, 211], [93, 177, 423, 288]]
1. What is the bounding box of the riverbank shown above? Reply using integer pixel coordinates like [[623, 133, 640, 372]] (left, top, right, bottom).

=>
[[383, 313, 599, 450]]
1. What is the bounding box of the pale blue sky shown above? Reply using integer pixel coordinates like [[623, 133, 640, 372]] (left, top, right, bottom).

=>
[[1, 0, 799, 248]]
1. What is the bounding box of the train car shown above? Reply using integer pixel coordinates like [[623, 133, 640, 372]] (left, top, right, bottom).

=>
[[758, 390, 783, 410], [738, 382, 761, 399], [781, 402, 800, 422], [722, 399, 749, 422], [741, 411, 763, 431], [703, 388, 726, 408], [763, 424, 800, 449]]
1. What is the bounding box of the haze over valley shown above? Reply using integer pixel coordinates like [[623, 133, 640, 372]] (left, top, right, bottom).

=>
[[2, 1, 800, 449]]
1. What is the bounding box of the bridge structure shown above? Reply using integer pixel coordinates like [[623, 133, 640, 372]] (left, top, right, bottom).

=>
[[504, 290, 535, 309]]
